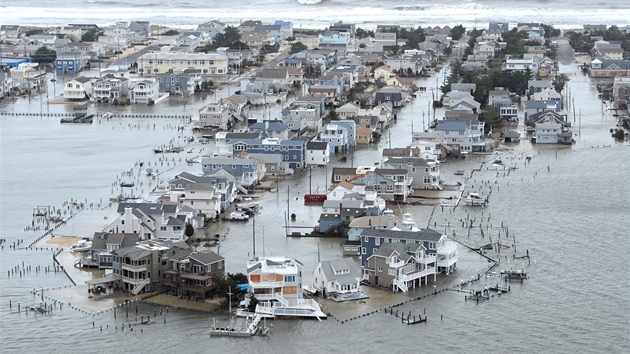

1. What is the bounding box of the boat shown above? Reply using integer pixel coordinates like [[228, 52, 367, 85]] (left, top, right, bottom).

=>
[[236, 198, 259, 209], [401, 212, 419, 231], [145, 168, 153, 176], [70, 240, 92, 252], [304, 194, 327, 203], [500, 269, 528, 281], [120, 182, 134, 188], [102, 111, 113, 119], [461, 192, 487, 206]]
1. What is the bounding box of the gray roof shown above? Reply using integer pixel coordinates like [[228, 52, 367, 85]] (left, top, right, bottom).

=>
[[114, 246, 152, 261], [319, 258, 360, 286], [384, 157, 430, 168], [360, 228, 443, 242], [90, 232, 139, 250], [306, 141, 328, 150], [372, 242, 424, 260], [188, 251, 224, 265]]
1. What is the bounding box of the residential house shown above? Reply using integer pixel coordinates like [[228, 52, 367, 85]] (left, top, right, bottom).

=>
[[589, 57, 630, 78], [137, 52, 228, 75], [129, 79, 160, 104], [232, 138, 307, 169], [504, 56, 537, 72], [9, 63, 46, 92], [383, 157, 441, 190], [163, 251, 225, 299], [245, 256, 326, 318], [92, 75, 129, 103], [336, 102, 361, 119], [364, 242, 435, 292], [347, 213, 399, 242], [129, 21, 151, 37], [1, 25, 21, 39], [111, 241, 173, 295], [312, 258, 362, 298], [181, 183, 222, 219], [352, 167, 413, 202], [55, 54, 88, 73], [373, 65, 393, 81], [321, 120, 356, 153], [201, 157, 259, 188], [435, 118, 488, 153], [282, 96, 325, 133], [105, 203, 191, 242], [374, 86, 403, 107], [305, 141, 330, 166], [524, 100, 563, 122], [156, 69, 203, 95], [248, 120, 290, 140], [169, 172, 238, 212], [527, 79, 553, 97], [359, 228, 459, 277], [533, 112, 573, 144], [273, 20, 293, 39], [196, 20, 226, 39], [254, 24, 285, 42], [63, 77, 93, 102], [83, 232, 140, 269], [356, 125, 374, 145], [199, 100, 233, 130]]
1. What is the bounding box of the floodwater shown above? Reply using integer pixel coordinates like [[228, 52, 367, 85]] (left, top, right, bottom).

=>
[[1, 53, 629, 353]]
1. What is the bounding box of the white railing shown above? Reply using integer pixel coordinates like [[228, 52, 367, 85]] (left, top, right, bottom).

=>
[[250, 281, 284, 288], [394, 278, 408, 292], [399, 266, 436, 282], [122, 264, 147, 272], [131, 278, 150, 295], [389, 260, 405, 268]]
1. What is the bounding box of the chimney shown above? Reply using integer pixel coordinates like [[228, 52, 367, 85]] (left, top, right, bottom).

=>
[[124, 207, 133, 233], [368, 218, 372, 227]]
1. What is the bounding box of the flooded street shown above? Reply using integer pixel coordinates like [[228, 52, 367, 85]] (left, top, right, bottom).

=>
[[1, 49, 629, 353]]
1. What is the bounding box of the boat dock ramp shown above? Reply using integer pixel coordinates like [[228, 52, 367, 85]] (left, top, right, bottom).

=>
[[209, 314, 271, 337]]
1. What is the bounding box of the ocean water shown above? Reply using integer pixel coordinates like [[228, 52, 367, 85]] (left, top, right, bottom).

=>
[[2, 0, 630, 29], [1, 3, 630, 353]]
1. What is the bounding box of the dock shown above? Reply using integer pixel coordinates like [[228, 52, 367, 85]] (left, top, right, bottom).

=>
[[60, 114, 94, 124], [384, 307, 427, 325], [208, 314, 270, 337], [465, 289, 493, 302]]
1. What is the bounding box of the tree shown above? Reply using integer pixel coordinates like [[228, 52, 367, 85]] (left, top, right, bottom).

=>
[[289, 41, 308, 54], [355, 27, 374, 39], [246, 294, 259, 313], [203, 26, 249, 51], [325, 109, 339, 122], [162, 29, 180, 36], [552, 73, 570, 93], [215, 273, 248, 303], [31, 47, 56, 63], [479, 106, 503, 132], [450, 25, 466, 41], [185, 222, 195, 237], [82, 28, 101, 42]]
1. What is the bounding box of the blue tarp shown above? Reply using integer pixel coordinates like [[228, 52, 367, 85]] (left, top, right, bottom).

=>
[[236, 284, 249, 291]]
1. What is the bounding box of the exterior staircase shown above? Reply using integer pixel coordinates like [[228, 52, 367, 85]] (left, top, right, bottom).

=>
[[394, 278, 409, 293], [131, 278, 150, 295]]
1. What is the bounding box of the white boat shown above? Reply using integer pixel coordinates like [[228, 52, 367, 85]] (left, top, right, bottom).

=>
[[462, 193, 487, 206], [236, 197, 259, 209], [70, 240, 92, 252], [102, 111, 113, 119], [145, 168, 153, 176], [401, 212, 419, 231]]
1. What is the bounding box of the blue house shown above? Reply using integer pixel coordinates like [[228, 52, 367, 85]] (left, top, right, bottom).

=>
[[55, 55, 84, 73], [231, 138, 307, 170]]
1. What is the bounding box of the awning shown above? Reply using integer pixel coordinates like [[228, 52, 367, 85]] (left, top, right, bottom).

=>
[[85, 273, 121, 285]]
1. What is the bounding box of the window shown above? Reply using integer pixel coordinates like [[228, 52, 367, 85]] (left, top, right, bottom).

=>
[[377, 266, 383, 272], [361, 247, 366, 254], [160, 226, 167, 231], [284, 275, 295, 282], [375, 237, 380, 245]]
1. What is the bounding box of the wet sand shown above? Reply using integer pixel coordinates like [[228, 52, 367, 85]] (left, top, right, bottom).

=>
[[46, 235, 84, 248], [142, 294, 223, 312]]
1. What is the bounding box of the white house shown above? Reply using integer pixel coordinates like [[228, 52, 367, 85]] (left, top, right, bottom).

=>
[[305, 141, 330, 166], [312, 258, 363, 300], [63, 77, 93, 102], [129, 79, 160, 104]]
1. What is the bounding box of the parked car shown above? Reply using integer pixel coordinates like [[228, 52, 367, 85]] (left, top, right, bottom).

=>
[[229, 212, 249, 221], [237, 206, 255, 216]]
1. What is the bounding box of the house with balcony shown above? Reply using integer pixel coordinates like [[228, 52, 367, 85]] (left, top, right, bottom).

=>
[[383, 157, 441, 191], [137, 52, 228, 75], [157, 69, 203, 95], [201, 156, 259, 188], [231, 138, 307, 170], [129, 79, 160, 104], [63, 77, 93, 102], [93, 76, 129, 103], [9, 63, 47, 92], [105, 203, 191, 242], [196, 20, 225, 39], [81, 232, 140, 269], [248, 120, 290, 140], [358, 228, 458, 278], [533, 111, 573, 144], [353, 167, 413, 202], [180, 183, 222, 220], [111, 241, 175, 295], [435, 118, 488, 153], [321, 120, 356, 153], [374, 86, 403, 107], [169, 172, 238, 212], [163, 251, 225, 299], [364, 242, 435, 292], [524, 100, 564, 123], [347, 213, 399, 242], [312, 258, 363, 300], [199, 100, 233, 130], [281, 97, 324, 133], [244, 256, 326, 318], [504, 57, 537, 72]]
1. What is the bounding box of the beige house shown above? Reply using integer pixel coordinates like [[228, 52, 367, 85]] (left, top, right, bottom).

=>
[[364, 242, 436, 292], [137, 52, 228, 75], [63, 77, 93, 102]]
